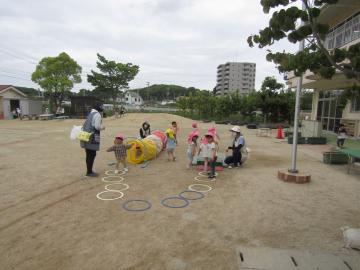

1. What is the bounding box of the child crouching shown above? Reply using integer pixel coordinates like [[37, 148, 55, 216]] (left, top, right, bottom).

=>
[[107, 133, 132, 173]]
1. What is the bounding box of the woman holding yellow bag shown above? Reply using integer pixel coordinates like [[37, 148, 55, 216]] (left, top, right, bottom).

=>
[[80, 104, 105, 177]]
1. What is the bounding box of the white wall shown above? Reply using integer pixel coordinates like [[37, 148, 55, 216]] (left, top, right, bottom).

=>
[[3, 99, 11, 119]]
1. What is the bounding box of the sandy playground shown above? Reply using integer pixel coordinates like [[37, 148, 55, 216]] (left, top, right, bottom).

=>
[[0, 113, 359, 270]]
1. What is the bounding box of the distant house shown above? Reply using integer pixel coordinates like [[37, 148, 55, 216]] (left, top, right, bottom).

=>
[[123, 91, 143, 106], [0, 85, 43, 119]]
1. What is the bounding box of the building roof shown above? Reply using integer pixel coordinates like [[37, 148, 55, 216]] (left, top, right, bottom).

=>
[[317, 0, 360, 27], [0, 85, 27, 97], [0, 85, 11, 91]]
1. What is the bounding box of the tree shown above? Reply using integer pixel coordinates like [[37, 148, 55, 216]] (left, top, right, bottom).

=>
[[261, 76, 285, 92], [247, 0, 360, 83], [87, 54, 139, 107], [31, 52, 82, 111]]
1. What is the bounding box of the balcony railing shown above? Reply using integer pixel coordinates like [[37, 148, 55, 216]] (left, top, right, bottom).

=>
[[325, 11, 360, 50]]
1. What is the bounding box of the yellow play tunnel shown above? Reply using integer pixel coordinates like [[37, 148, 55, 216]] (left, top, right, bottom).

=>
[[126, 138, 157, 164]]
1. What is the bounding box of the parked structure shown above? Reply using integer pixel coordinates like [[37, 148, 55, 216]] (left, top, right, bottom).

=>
[[0, 85, 43, 119], [70, 96, 103, 118], [215, 62, 256, 95], [286, 0, 360, 136]]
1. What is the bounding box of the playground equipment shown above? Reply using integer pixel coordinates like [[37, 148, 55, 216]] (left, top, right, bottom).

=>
[[125, 130, 167, 164]]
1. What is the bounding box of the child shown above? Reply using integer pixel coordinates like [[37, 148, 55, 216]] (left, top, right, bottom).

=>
[[337, 124, 347, 148], [171, 121, 179, 144], [166, 128, 176, 161], [107, 133, 132, 173], [198, 135, 210, 173], [140, 121, 151, 139], [187, 131, 199, 169], [205, 133, 217, 178]]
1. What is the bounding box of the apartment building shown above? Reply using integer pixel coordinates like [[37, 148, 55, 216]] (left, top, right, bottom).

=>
[[215, 62, 256, 95], [286, 0, 360, 136]]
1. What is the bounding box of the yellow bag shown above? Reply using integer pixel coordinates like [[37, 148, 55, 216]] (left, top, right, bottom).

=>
[[77, 130, 92, 142]]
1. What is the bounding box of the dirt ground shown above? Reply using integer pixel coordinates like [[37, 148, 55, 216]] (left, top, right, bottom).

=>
[[0, 113, 359, 270]]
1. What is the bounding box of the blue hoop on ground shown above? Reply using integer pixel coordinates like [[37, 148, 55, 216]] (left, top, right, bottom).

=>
[[102, 176, 125, 183], [96, 190, 124, 201], [105, 170, 126, 176], [179, 190, 204, 201], [194, 176, 216, 182], [188, 184, 212, 193], [161, 196, 189, 208], [198, 171, 218, 177], [122, 199, 152, 212], [105, 183, 129, 192]]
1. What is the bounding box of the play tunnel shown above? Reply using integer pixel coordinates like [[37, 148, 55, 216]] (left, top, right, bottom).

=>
[[125, 130, 167, 164]]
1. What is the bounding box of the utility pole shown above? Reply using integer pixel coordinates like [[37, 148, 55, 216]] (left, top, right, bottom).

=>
[[289, 1, 306, 173], [146, 82, 150, 102]]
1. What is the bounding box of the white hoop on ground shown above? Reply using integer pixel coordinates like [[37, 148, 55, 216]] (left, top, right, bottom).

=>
[[102, 176, 125, 183], [188, 184, 212, 193], [198, 171, 218, 177], [105, 170, 126, 176], [105, 183, 129, 192], [194, 176, 216, 182], [96, 190, 124, 201]]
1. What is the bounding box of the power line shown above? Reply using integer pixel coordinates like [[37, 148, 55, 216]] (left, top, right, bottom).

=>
[[0, 48, 37, 65], [0, 73, 33, 82], [0, 47, 38, 61]]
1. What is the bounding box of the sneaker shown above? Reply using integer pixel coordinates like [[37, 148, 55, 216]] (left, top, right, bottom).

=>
[[173, 157, 176, 161], [228, 166, 232, 169], [114, 170, 119, 174], [208, 175, 215, 179], [86, 172, 99, 177], [124, 167, 128, 172]]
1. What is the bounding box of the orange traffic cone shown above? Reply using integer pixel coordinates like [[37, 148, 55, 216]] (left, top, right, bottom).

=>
[[276, 125, 284, 139]]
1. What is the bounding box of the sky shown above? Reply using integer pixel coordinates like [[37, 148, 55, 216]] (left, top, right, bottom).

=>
[[0, 0, 298, 92]]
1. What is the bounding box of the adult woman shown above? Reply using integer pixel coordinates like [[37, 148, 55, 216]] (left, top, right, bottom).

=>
[[80, 104, 105, 177], [224, 126, 245, 168]]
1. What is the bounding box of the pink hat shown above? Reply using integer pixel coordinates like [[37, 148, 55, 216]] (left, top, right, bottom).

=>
[[208, 127, 216, 134], [187, 130, 199, 143], [115, 133, 124, 140], [205, 132, 214, 137], [192, 122, 198, 128]]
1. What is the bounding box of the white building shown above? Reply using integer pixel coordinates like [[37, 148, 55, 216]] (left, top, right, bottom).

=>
[[286, 1, 360, 136], [121, 91, 144, 106], [0, 85, 43, 119], [215, 62, 256, 95]]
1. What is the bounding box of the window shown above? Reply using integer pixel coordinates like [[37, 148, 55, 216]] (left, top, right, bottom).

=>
[[351, 96, 360, 112], [324, 12, 360, 49]]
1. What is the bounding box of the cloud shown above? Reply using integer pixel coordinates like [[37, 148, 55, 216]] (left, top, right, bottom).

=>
[[0, 0, 297, 91]]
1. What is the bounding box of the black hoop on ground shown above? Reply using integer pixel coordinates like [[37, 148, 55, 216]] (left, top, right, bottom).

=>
[[160, 196, 189, 208], [122, 199, 152, 212], [178, 190, 205, 201]]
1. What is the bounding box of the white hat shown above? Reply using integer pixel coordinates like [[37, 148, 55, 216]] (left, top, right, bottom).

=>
[[230, 126, 241, 133]]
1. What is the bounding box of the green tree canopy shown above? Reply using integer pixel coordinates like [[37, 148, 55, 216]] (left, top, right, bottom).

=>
[[261, 76, 285, 92], [31, 52, 82, 111], [87, 54, 139, 106], [131, 84, 200, 102], [248, 0, 360, 82]]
